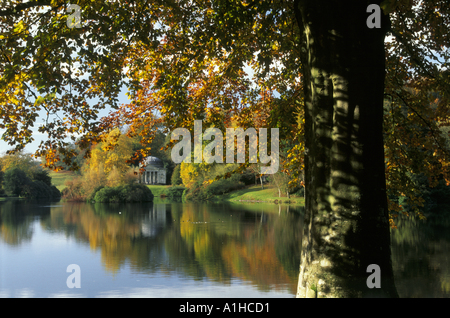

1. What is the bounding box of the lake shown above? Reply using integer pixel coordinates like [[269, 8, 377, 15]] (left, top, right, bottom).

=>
[[0, 199, 449, 297]]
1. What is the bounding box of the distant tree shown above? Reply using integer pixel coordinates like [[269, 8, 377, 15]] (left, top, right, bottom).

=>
[[248, 163, 265, 190], [86, 128, 134, 175], [0, 153, 40, 179], [270, 171, 291, 198], [171, 164, 183, 186]]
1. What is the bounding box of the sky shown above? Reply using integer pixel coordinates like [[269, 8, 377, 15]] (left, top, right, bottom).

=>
[[0, 85, 132, 156]]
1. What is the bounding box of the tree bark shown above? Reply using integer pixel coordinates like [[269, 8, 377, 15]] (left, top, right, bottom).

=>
[[294, 1, 398, 297]]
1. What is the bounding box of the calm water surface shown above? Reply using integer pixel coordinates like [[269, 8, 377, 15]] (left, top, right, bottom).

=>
[[0, 199, 303, 297], [1, 199, 449, 297]]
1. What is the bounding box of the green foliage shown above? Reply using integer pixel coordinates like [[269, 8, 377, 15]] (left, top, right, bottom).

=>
[[31, 169, 52, 187], [205, 174, 245, 196], [0, 153, 39, 175], [269, 171, 291, 197], [239, 169, 257, 186], [93, 184, 154, 203], [165, 186, 185, 199], [398, 173, 450, 214], [21, 180, 61, 200], [2, 166, 60, 199], [184, 174, 245, 201], [171, 164, 183, 186], [4, 168, 30, 196], [88, 185, 105, 201], [94, 187, 121, 203]]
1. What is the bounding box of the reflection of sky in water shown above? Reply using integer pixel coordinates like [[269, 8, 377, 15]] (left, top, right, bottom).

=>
[[0, 203, 297, 298]]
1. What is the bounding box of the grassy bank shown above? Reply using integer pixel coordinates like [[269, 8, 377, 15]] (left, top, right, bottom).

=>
[[49, 170, 77, 191], [211, 184, 305, 205], [44, 170, 304, 205], [145, 185, 171, 198], [146, 184, 305, 204]]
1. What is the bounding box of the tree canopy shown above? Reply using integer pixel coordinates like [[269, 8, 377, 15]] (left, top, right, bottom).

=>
[[1, 0, 448, 222], [1, 0, 449, 297]]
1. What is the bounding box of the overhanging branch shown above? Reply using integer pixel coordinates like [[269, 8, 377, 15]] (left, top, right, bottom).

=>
[[0, 1, 52, 17]]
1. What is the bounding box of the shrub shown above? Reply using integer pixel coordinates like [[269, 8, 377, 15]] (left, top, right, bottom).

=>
[[93, 184, 154, 203], [166, 186, 185, 199], [21, 180, 51, 199], [50, 185, 61, 198], [61, 177, 85, 201], [4, 167, 30, 196], [93, 186, 121, 203], [31, 169, 52, 186], [87, 185, 105, 201], [205, 174, 244, 195]]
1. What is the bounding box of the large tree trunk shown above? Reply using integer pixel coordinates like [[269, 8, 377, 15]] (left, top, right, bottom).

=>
[[294, 1, 398, 297]]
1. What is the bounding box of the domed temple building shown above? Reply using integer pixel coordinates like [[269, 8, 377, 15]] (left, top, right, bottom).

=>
[[139, 156, 167, 185]]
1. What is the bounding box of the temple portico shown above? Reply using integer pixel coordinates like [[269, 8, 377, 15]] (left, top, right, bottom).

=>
[[139, 156, 166, 185]]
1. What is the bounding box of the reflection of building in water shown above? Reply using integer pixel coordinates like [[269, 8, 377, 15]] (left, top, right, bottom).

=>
[[141, 203, 167, 237], [139, 156, 166, 184]]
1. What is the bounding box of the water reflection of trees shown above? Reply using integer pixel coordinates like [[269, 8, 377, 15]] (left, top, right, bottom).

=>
[[4, 198, 450, 297], [165, 203, 304, 294], [1, 200, 304, 294], [0, 200, 52, 245], [391, 212, 450, 297], [51, 201, 304, 293]]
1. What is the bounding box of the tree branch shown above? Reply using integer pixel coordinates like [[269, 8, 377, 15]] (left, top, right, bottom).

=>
[[0, 1, 52, 17]]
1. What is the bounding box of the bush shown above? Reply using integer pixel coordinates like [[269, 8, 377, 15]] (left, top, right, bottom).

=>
[[183, 175, 245, 201], [94, 186, 121, 203], [81, 165, 107, 200], [21, 180, 61, 200], [31, 169, 52, 186], [120, 184, 154, 202], [166, 186, 186, 199], [93, 184, 154, 203], [4, 167, 30, 196], [50, 185, 61, 198], [61, 177, 85, 201], [208, 174, 244, 195], [21, 180, 51, 199], [87, 185, 105, 201]]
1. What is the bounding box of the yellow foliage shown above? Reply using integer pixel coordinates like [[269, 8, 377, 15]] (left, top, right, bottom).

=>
[[85, 128, 133, 177], [106, 166, 123, 187], [180, 162, 200, 189]]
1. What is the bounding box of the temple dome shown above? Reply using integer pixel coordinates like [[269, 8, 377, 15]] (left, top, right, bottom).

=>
[[141, 156, 164, 168]]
